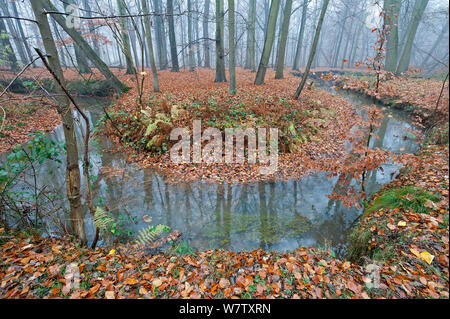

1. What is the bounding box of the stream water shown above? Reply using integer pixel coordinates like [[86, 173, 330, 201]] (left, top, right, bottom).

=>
[[3, 88, 420, 256]]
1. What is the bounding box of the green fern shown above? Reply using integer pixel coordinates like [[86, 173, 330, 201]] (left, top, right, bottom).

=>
[[136, 224, 171, 247], [94, 207, 115, 231]]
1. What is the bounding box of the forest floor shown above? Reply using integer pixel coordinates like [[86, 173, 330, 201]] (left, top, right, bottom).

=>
[[0, 67, 448, 298]]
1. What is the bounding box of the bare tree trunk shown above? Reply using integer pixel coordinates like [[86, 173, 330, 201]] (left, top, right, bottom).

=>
[[41, 0, 126, 95], [167, 0, 179, 72], [203, 0, 211, 67], [116, 0, 135, 74], [153, 0, 168, 70], [293, 0, 308, 70], [30, 0, 86, 244], [10, 0, 34, 65], [228, 0, 236, 94], [215, 0, 227, 82], [396, 0, 429, 74], [294, 0, 329, 99], [0, 1, 27, 65], [244, 0, 256, 71], [141, 0, 159, 91], [0, 17, 18, 71], [384, 0, 401, 72], [188, 0, 195, 71], [254, 0, 281, 85], [275, 0, 293, 79]]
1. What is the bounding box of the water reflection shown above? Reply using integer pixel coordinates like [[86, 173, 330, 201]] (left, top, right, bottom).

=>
[[4, 92, 420, 255]]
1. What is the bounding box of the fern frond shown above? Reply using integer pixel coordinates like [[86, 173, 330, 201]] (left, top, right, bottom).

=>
[[94, 207, 115, 231], [135, 224, 171, 247]]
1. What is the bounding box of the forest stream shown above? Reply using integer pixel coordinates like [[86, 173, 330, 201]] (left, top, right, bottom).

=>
[[2, 87, 420, 257]]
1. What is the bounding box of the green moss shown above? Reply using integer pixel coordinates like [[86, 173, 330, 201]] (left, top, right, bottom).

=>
[[366, 186, 441, 215]]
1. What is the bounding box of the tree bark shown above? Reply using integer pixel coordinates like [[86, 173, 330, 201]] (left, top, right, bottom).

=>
[[141, 0, 159, 91], [153, 0, 168, 70], [254, 0, 281, 85], [275, 0, 293, 79], [188, 0, 195, 71], [30, 0, 86, 244], [396, 0, 429, 74], [215, 0, 227, 82], [228, 0, 236, 94], [244, 0, 256, 71], [203, 0, 211, 67], [167, 0, 179, 72], [384, 0, 401, 72]]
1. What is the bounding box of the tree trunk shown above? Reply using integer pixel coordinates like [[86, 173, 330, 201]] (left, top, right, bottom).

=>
[[116, 0, 135, 74], [396, 0, 429, 74], [294, 0, 329, 98], [244, 0, 256, 71], [384, 0, 401, 72], [64, 0, 91, 74], [228, 0, 236, 94], [254, 0, 281, 85], [10, 0, 34, 66], [188, 0, 195, 71], [0, 1, 27, 65], [82, 0, 100, 56], [167, 0, 179, 72], [420, 19, 448, 69], [275, 0, 293, 79], [30, 0, 86, 244], [153, 0, 168, 70], [203, 0, 211, 67], [41, 0, 126, 95], [293, 0, 308, 71], [141, 0, 159, 91], [0, 17, 18, 71], [215, 0, 227, 82]]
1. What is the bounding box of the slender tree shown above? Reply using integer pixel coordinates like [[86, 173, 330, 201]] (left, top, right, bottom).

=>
[[293, 0, 308, 71], [228, 0, 236, 94], [294, 0, 329, 98], [203, 0, 211, 67], [167, 0, 179, 72], [141, 0, 159, 91], [254, 0, 281, 85], [384, 0, 401, 72], [275, 0, 293, 79], [30, 0, 86, 243], [41, 0, 126, 95], [396, 0, 429, 74], [0, 17, 18, 71], [244, 0, 256, 71], [153, 0, 168, 70], [215, 0, 227, 82], [10, 0, 34, 65], [116, 0, 135, 74], [188, 0, 195, 71]]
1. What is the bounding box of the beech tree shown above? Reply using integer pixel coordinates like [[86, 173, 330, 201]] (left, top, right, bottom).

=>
[[30, 0, 86, 243]]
